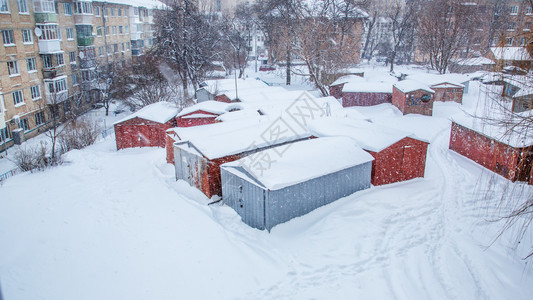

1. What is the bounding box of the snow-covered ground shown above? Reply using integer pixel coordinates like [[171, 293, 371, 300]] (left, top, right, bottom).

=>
[[1, 66, 532, 299]]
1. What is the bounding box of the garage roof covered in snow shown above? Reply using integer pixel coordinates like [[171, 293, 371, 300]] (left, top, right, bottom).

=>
[[490, 47, 533, 61], [342, 81, 393, 93], [222, 137, 374, 190], [308, 117, 422, 152], [114, 102, 179, 125], [176, 101, 229, 117], [394, 80, 435, 94]]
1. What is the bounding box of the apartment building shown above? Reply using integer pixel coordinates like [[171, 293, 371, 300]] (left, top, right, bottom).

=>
[[0, 0, 162, 150], [496, 0, 533, 47], [1, 0, 47, 145]]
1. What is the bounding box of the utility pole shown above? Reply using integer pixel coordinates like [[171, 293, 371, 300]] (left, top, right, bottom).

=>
[[254, 24, 258, 73]]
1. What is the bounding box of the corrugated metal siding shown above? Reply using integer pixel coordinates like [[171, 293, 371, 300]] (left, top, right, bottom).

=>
[[266, 162, 372, 230], [222, 162, 372, 231], [221, 169, 266, 229]]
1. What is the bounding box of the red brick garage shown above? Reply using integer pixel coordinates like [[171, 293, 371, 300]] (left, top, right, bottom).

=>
[[114, 102, 179, 150], [308, 117, 429, 186], [449, 120, 533, 183], [392, 80, 435, 116]]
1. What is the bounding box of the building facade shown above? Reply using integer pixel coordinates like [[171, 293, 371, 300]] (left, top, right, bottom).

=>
[[0, 0, 161, 151]]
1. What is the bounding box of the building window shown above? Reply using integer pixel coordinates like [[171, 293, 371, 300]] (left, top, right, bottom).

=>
[[113, 44, 118, 53], [74, 1, 92, 14], [508, 22, 516, 31], [7, 61, 19, 76], [97, 26, 102, 36], [34, 0, 55, 13], [48, 78, 67, 93], [2, 30, 14, 45], [42, 55, 52, 68], [103, 7, 108, 16], [72, 73, 79, 85], [110, 7, 115, 16], [521, 37, 526, 46], [126, 42, 130, 50], [36, 24, 59, 40], [511, 6, 518, 15], [0, 0, 9, 12], [98, 46, 103, 56], [94, 6, 100, 16], [118, 8, 122, 16], [13, 90, 24, 105], [106, 44, 111, 55], [69, 51, 76, 64], [506, 37, 513, 46], [35, 111, 45, 126], [136, 24, 142, 32], [31, 85, 41, 100], [56, 53, 64, 65], [134, 7, 139, 15], [26, 57, 37, 72], [18, 0, 28, 13], [22, 29, 32, 43], [527, 7, 532, 15], [121, 43, 125, 51], [105, 26, 109, 35], [20, 118, 29, 131], [0, 127, 11, 143], [525, 22, 532, 31], [63, 2, 71, 15], [66, 27, 74, 39], [119, 26, 123, 34], [125, 25, 129, 33], [112, 26, 117, 35]]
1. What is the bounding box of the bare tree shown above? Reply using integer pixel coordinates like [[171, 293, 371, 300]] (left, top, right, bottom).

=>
[[387, 0, 418, 72], [153, 0, 221, 98], [418, 0, 481, 74], [219, 4, 253, 79]]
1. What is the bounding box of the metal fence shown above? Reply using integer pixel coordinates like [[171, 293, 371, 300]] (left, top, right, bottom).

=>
[[0, 168, 21, 184]]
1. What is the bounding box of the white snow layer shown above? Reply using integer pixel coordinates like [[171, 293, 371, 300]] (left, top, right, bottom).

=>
[[222, 137, 374, 190], [394, 80, 435, 94], [176, 101, 229, 117], [114, 101, 179, 125]]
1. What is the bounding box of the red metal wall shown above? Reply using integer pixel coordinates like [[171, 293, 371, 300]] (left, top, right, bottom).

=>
[[449, 122, 521, 181], [342, 92, 392, 107], [392, 87, 434, 116], [432, 87, 463, 103], [329, 84, 344, 99], [176, 110, 220, 127], [215, 94, 232, 103], [115, 117, 175, 150], [369, 137, 429, 186]]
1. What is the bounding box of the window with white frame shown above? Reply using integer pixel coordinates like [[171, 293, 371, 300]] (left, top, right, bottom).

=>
[[63, 2, 71, 15], [112, 26, 117, 35], [56, 53, 64, 65], [35, 111, 45, 125], [74, 1, 93, 14], [125, 25, 128, 33], [34, 0, 55, 13], [119, 26, 123, 34], [36, 24, 58, 40], [0, 0, 9, 12], [7, 61, 19, 76], [20, 118, 29, 131], [98, 46, 103, 56], [97, 26, 102, 36], [22, 29, 32, 43], [66, 27, 74, 39], [126, 41, 130, 50], [113, 44, 118, 53], [94, 6, 100, 16], [31, 85, 41, 100], [511, 5, 518, 15], [506, 37, 513, 46], [72, 73, 79, 85], [2, 30, 14, 45], [105, 26, 109, 35], [527, 7, 532, 15], [110, 7, 115, 16], [69, 51, 76, 63], [48, 78, 67, 93], [18, 0, 28, 13], [42, 55, 52, 68], [13, 90, 24, 105], [134, 7, 139, 15], [26, 57, 37, 72], [118, 8, 122, 16]]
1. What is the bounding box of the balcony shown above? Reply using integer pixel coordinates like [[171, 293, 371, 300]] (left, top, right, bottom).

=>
[[35, 13, 57, 23], [77, 36, 94, 46], [80, 58, 96, 69], [45, 90, 68, 104], [74, 14, 94, 25], [38, 40, 61, 54], [81, 80, 98, 91], [130, 32, 143, 40], [42, 65, 65, 79], [131, 48, 143, 56]]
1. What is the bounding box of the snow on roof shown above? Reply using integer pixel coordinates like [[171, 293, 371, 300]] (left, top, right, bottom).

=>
[[307, 117, 418, 152], [215, 109, 261, 122], [199, 78, 270, 100], [394, 80, 435, 94], [452, 57, 494, 66], [179, 122, 311, 160], [114, 102, 179, 125], [451, 111, 533, 148], [490, 47, 533, 61], [168, 116, 267, 142], [406, 73, 468, 88], [331, 75, 365, 86], [103, 0, 164, 9], [222, 137, 374, 190], [233, 86, 289, 102], [177, 101, 229, 117], [342, 81, 393, 93]]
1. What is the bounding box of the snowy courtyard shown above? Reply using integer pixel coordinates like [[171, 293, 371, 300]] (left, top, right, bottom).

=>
[[1, 67, 533, 299]]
